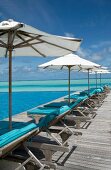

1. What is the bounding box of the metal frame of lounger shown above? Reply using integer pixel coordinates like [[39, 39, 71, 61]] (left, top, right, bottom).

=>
[[42, 95, 96, 129], [26, 109, 74, 169], [87, 87, 108, 105], [26, 134, 69, 169], [27, 107, 81, 146], [68, 87, 108, 129], [0, 114, 70, 170], [39, 110, 82, 146], [37, 108, 75, 146], [78, 89, 105, 109], [67, 99, 93, 129], [103, 86, 110, 93], [42, 89, 106, 131], [61, 93, 100, 129], [84, 92, 106, 109], [33, 99, 93, 130], [42, 99, 90, 127], [64, 90, 100, 113], [0, 127, 46, 170]]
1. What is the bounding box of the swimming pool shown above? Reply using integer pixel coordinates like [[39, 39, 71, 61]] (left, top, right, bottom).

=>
[[0, 79, 110, 120], [0, 91, 67, 120]]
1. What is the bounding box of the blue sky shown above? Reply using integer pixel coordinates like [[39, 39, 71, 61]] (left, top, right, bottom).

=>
[[0, 0, 111, 80]]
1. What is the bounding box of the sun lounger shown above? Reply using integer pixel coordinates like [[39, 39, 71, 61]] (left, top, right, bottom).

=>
[[27, 106, 73, 169], [0, 123, 46, 169], [27, 96, 89, 130], [67, 87, 106, 119], [44, 100, 74, 107], [27, 105, 74, 145], [65, 96, 93, 128], [27, 88, 102, 131], [73, 88, 104, 109], [26, 135, 69, 169], [64, 89, 97, 108], [0, 110, 69, 170], [64, 92, 99, 128], [103, 85, 110, 93]]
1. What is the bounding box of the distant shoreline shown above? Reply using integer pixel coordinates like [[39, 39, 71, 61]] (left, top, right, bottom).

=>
[[0, 78, 110, 93], [0, 77, 111, 83]]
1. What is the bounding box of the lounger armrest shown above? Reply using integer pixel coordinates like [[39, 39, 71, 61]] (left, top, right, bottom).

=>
[[26, 141, 69, 152]]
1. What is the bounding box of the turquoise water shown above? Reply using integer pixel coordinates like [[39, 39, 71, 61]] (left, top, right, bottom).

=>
[[0, 79, 111, 92], [0, 79, 110, 120], [0, 91, 67, 120]]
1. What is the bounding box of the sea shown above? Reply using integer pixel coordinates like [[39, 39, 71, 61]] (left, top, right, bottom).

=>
[[0, 79, 110, 120]]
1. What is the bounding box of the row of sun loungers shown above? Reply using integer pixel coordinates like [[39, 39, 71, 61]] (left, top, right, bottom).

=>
[[0, 86, 110, 169]]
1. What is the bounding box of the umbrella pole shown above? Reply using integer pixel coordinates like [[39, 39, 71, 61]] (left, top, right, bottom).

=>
[[9, 49, 12, 130], [68, 66, 71, 104], [96, 72, 97, 89], [88, 69, 90, 96], [100, 73, 101, 87]]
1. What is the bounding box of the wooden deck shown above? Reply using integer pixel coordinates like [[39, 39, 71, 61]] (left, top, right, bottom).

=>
[[52, 93, 111, 170], [1, 92, 111, 169]]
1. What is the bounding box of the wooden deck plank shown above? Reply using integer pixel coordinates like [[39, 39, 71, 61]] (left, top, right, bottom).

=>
[[55, 93, 111, 170], [1, 91, 111, 170]]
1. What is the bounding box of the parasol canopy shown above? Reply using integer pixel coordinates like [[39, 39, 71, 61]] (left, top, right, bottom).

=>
[[0, 19, 82, 57], [39, 53, 101, 103], [0, 19, 82, 129], [89, 68, 110, 87]]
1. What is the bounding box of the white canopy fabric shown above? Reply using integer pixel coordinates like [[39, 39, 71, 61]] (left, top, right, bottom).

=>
[[89, 68, 110, 88], [0, 19, 82, 57], [39, 53, 101, 102], [0, 19, 82, 130], [39, 53, 100, 69], [89, 69, 110, 74]]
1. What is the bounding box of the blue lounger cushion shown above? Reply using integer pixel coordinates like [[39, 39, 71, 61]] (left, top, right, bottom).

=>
[[80, 89, 97, 96], [95, 87, 104, 93], [44, 100, 74, 108], [95, 89, 102, 93], [0, 106, 70, 148], [0, 123, 37, 148], [38, 112, 59, 128], [70, 96, 88, 109], [65, 92, 89, 100], [38, 105, 70, 128], [27, 107, 59, 115], [100, 87, 104, 92], [64, 94, 80, 100], [27, 105, 70, 115]]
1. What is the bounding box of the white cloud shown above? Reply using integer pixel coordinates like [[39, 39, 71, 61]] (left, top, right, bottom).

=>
[[77, 41, 111, 68], [0, 12, 3, 17], [91, 54, 102, 61], [77, 48, 89, 58], [108, 47, 111, 53], [64, 32, 75, 38], [91, 41, 111, 49], [0, 70, 3, 75], [22, 66, 33, 72]]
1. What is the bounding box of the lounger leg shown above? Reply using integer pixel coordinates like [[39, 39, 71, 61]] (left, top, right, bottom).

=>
[[14, 144, 46, 170], [60, 120, 73, 134], [15, 157, 34, 170], [42, 150, 57, 170], [46, 129, 63, 146], [72, 109, 87, 128], [25, 145, 46, 169], [81, 107, 91, 115], [75, 119, 81, 129], [26, 141, 69, 169], [46, 127, 71, 146], [54, 120, 82, 144], [59, 120, 73, 145], [76, 109, 86, 117]]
